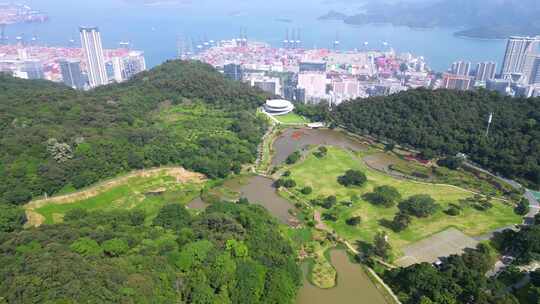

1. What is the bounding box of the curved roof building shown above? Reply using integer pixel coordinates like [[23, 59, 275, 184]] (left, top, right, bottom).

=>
[[263, 99, 294, 116]]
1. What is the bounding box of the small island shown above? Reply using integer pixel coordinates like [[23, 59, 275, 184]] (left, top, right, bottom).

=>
[[317, 10, 348, 21], [320, 0, 540, 39]]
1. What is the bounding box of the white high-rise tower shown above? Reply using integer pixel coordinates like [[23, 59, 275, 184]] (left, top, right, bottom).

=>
[[80, 26, 108, 88], [501, 36, 540, 82]]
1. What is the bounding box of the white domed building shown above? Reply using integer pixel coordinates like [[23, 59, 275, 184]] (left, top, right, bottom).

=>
[[263, 99, 294, 116]]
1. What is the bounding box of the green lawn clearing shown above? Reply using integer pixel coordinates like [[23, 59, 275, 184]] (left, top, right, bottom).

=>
[[283, 146, 521, 253], [32, 172, 203, 225], [274, 112, 310, 125]]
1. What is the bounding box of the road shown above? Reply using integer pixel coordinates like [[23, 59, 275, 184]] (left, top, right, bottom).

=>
[[463, 162, 540, 224], [463, 162, 540, 283]]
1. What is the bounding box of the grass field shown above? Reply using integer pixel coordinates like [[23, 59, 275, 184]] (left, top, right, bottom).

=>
[[283, 147, 521, 252], [31, 172, 203, 225], [274, 112, 310, 125], [365, 151, 513, 197]]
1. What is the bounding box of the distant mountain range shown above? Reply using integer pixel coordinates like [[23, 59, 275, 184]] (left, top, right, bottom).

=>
[[320, 0, 540, 39]]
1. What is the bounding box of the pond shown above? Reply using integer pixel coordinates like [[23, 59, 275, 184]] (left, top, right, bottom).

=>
[[297, 250, 388, 304], [272, 128, 367, 166]]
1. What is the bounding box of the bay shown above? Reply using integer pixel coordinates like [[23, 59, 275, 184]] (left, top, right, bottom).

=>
[[6, 0, 505, 72]]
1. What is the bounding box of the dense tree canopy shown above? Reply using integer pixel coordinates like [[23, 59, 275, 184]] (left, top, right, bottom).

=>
[[0, 203, 301, 303], [398, 195, 439, 218], [0, 204, 26, 233], [384, 244, 516, 304], [0, 60, 268, 205], [364, 185, 401, 207], [337, 170, 367, 187], [333, 89, 540, 189]]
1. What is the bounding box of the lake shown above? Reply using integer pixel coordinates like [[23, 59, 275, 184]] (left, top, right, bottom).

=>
[[9, 0, 505, 71]]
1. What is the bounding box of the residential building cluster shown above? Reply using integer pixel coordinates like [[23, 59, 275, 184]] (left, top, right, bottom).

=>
[[0, 27, 146, 90], [439, 36, 540, 97], [193, 38, 432, 105]]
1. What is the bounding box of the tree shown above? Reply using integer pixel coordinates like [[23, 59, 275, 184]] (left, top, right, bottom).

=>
[[384, 143, 396, 152], [286, 151, 301, 165], [338, 170, 367, 187], [314, 146, 328, 158], [322, 212, 338, 221], [300, 186, 313, 195], [274, 178, 296, 189], [373, 231, 392, 260], [232, 260, 266, 304], [535, 213, 540, 225], [64, 208, 89, 222], [515, 198, 530, 216], [237, 197, 249, 205], [129, 210, 146, 226], [102, 238, 129, 257], [346, 216, 362, 226], [398, 195, 439, 218], [364, 185, 401, 207], [0, 204, 26, 232], [153, 204, 191, 231], [70, 237, 103, 257], [226, 239, 249, 258], [530, 269, 540, 287], [437, 157, 463, 170], [322, 196, 337, 209], [391, 212, 411, 232], [283, 179, 297, 188], [445, 206, 460, 216]]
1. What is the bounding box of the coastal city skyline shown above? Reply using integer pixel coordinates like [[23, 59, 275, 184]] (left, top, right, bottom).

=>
[[1, 0, 509, 71], [2, 20, 539, 99]]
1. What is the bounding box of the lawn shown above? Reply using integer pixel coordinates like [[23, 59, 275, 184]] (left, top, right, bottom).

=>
[[283, 146, 521, 252], [33, 173, 203, 225], [274, 112, 310, 125]]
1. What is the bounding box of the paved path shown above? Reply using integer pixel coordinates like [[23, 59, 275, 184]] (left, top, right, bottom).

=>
[[524, 190, 540, 224], [464, 162, 540, 224], [463, 162, 540, 279]]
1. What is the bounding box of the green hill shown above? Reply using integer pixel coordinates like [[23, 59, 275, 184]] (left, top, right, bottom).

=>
[[0, 61, 302, 304], [0, 60, 267, 205], [333, 89, 540, 189]]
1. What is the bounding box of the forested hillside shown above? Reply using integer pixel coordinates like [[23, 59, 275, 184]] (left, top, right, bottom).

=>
[[333, 89, 540, 189], [0, 60, 267, 205], [0, 202, 301, 303]]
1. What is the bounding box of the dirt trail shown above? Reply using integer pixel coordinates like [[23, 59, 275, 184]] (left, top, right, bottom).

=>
[[24, 167, 205, 227]]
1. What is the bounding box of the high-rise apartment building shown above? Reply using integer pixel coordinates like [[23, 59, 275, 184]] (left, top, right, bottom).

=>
[[122, 51, 146, 80], [223, 63, 243, 81], [475, 62, 497, 82], [450, 61, 471, 76], [501, 36, 540, 82], [80, 26, 108, 88], [59, 59, 84, 89], [529, 56, 540, 85], [22, 59, 44, 80]]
